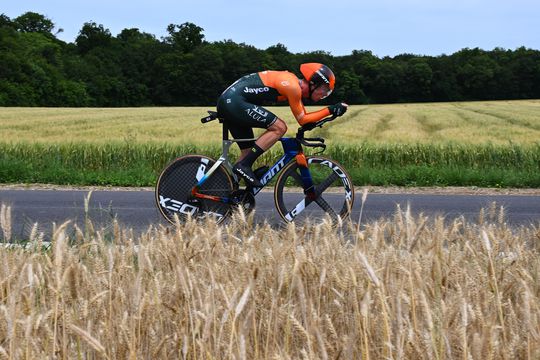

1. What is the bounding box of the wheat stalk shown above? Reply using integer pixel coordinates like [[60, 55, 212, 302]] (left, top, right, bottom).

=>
[[0, 204, 11, 242], [0, 207, 538, 358], [69, 324, 109, 358]]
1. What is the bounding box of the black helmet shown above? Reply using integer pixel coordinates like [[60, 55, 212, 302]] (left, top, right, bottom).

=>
[[300, 63, 335, 99]]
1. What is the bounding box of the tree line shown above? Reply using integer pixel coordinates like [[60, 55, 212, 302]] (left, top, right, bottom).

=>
[[1, 12, 539, 107]]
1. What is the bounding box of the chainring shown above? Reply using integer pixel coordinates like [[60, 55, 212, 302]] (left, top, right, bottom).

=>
[[230, 190, 256, 214]]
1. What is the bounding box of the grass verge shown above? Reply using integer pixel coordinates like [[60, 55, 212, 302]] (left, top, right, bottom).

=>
[[1, 142, 540, 187]]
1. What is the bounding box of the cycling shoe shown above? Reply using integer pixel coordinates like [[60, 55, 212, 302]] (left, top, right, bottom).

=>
[[233, 163, 263, 187]]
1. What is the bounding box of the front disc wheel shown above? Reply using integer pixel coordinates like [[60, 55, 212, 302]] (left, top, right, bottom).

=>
[[274, 156, 355, 224]]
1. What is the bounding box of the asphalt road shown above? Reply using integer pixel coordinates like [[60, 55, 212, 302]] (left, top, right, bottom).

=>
[[1, 188, 540, 241]]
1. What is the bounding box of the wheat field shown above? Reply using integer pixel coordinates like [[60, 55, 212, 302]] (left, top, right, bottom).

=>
[[1, 202, 539, 359], [1, 100, 540, 145]]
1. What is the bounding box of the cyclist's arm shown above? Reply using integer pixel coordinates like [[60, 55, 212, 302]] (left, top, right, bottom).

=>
[[280, 84, 331, 125]]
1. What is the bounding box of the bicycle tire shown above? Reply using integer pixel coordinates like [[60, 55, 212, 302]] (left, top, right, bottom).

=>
[[155, 155, 235, 224], [274, 156, 355, 224]]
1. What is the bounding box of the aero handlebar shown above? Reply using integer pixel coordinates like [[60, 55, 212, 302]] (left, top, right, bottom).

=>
[[299, 114, 338, 132], [201, 110, 336, 150], [295, 114, 338, 150]]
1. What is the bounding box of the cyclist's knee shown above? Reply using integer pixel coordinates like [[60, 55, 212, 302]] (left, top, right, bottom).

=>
[[270, 118, 287, 136]]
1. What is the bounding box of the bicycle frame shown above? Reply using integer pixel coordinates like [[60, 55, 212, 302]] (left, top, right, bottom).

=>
[[190, 137, 315, 205]]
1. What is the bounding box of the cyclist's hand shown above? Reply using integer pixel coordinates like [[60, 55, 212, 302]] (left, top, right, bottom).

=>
[[328, 102, 349, 117]]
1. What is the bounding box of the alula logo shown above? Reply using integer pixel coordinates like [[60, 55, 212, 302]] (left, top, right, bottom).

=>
[[243, 86, 270, 94]]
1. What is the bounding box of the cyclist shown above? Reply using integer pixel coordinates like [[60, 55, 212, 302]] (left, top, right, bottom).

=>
[[217, 63, 348, 187]]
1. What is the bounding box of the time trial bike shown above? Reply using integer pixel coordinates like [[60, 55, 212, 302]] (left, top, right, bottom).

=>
[[155, 111, 355, 224]]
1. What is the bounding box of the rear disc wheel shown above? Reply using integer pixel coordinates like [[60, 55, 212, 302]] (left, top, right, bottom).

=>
[[155, 155, 235, 224]]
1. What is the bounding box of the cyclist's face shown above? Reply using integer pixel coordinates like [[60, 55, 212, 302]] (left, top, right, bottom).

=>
[[311, 84, 332, 101]]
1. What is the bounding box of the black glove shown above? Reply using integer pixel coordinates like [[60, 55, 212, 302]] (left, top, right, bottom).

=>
[[328, 102, 348, 117]]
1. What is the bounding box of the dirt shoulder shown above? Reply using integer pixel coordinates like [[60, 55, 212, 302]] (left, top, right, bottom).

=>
[[1, 183, 540, 196]]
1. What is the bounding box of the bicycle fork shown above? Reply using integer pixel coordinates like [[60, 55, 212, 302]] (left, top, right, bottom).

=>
[[294, 152, 318, 200]]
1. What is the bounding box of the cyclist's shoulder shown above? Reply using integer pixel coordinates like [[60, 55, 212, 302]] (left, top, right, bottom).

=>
[[259, 70, 299, 85], [259, 70, 301, 97]]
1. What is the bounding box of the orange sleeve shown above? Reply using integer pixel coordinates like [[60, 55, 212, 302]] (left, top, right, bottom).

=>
[[277, 78, 331, 126]]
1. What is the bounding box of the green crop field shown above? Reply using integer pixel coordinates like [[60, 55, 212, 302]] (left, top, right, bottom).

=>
[[1, 100, 540, 187]]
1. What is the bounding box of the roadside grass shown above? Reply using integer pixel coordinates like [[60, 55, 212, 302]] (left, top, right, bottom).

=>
[[1, 141, 539, 187], [1, 202, 539, 358]]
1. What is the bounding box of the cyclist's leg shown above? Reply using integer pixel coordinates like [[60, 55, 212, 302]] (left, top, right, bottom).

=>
[[232, 104, 284, 186], [255, 118, 287, 150], [235, 119, 287, 162], [230, 127, 255, 160], [218, 96, 282, 186]]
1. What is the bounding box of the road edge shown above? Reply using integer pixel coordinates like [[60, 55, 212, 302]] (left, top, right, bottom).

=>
[[1, 183, 540, 196]]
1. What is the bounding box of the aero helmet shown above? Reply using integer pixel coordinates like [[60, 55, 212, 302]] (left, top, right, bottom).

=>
[[300, 63, 335, 99]]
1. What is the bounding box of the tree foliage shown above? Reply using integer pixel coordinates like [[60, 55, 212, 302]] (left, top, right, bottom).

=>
[[1, 12, 540, 106], [14, 12, 56, 35]]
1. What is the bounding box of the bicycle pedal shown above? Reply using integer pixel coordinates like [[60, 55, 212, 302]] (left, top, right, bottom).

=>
[[253, 165, 269, 179], [230, 190, 256, 213]]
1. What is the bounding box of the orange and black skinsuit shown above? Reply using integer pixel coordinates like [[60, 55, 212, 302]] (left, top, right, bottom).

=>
[[217, 71, 331, 149]]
